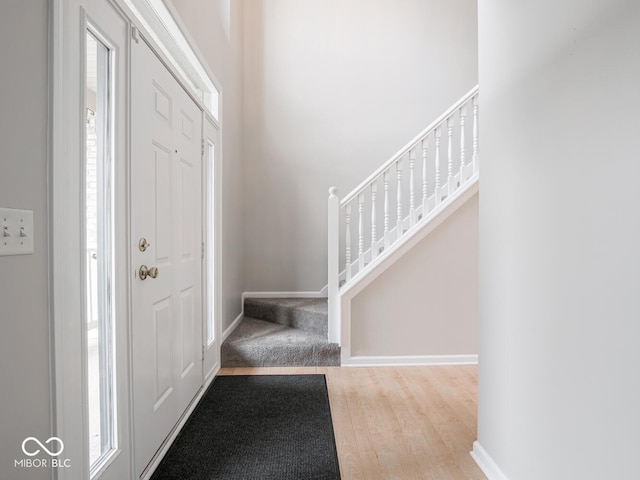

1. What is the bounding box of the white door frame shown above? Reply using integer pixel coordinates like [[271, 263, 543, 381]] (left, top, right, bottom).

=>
[[50, 1, 222, 478]]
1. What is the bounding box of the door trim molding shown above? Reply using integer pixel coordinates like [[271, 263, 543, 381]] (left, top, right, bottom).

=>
[[50, 1, 82, 478], [120, 0, 221, 124]]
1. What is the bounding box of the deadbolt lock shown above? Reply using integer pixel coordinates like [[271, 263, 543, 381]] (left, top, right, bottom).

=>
[[139, 237, 150, 252], [139, 265, 159, 280]]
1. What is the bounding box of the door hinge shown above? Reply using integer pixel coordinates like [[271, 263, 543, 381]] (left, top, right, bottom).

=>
[[202, 344, 205, 360], [131, 26, 140, 44], [201, 242, 205, 259], [201, 139, 205, 157]]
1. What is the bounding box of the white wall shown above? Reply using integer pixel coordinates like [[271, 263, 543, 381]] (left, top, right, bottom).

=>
[[477, 1, 640, 479], [0, 1, 52, 478], [351, 193, 478, 358], [243, 0, 478, 291], [168, 0, 245, 331]]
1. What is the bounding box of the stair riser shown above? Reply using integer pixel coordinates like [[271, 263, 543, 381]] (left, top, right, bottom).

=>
[[222, 343, 340, 368]]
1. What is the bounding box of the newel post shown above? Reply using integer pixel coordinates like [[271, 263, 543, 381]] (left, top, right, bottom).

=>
[[327, 187, 341, 344]]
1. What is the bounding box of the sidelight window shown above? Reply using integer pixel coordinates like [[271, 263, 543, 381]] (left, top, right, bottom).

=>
[[85, 30, 116, 474]]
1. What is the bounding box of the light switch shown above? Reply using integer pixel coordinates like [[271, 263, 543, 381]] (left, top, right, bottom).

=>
[[0, 208, 34, 256]]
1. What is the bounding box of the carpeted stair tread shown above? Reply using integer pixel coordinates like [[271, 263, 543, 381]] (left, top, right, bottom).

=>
[[245, 297, 327, 312], [227, 316, 326, 345], [244, 297, 328, 336], [222, 317, 340, 367]]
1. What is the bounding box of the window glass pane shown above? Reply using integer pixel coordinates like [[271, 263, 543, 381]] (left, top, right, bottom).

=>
[[206, 141, 215, 345], [85, 30, 116, 472]]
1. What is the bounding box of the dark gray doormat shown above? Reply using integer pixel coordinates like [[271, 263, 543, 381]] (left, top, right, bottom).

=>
[[150, 375, 341, 480]]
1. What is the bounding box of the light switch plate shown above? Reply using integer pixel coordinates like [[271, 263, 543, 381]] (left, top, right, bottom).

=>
[[0, 207, 34, 256]]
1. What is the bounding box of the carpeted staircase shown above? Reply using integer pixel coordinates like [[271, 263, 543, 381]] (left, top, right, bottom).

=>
[[221, 298, 341, 367]]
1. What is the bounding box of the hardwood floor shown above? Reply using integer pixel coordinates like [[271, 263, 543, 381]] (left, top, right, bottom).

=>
[[218, 366, 487, 480]]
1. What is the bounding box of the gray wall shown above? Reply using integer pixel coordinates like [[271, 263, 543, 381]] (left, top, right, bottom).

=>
[[351, 193, 478, 357], [0, 1, 52, 478], [243, 0, 478, 292], [169, 0, 245, 331], [478, 0, 640, 478]]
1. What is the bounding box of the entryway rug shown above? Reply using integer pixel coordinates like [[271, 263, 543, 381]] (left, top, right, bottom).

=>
[[150, 375, 341, 480]]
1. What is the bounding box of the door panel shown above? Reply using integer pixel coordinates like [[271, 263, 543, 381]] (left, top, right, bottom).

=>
[[153, 144, 172, 263], [131, 37, 203, 477]]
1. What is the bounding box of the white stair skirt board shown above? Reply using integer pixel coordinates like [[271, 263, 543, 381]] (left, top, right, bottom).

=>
[[343, 354, 478, 367], [340, 178, 478, 300], [470, 442, 511, 480]]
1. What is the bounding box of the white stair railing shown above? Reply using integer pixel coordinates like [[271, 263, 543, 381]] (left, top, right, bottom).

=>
[[327, 86, 479, 343]]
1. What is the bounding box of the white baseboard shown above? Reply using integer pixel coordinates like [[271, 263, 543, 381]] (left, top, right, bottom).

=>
[[204, 360, 220, 385], [470, 441, 510, 480], [221, 311, 244, 342], [243, 291, 327, 299], [342, 354, 478, 367]]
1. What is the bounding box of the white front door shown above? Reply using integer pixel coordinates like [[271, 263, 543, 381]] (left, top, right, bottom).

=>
[[130, 37, 203, 477]]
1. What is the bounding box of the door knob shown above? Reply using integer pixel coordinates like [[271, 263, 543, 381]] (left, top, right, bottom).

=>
[[139, 265, 159, 280]]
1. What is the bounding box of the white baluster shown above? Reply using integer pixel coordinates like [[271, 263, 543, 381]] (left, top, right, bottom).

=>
[[447, 116, 454, 194], [358, 194, 365, 274], [345, 203, 352, 282], [409, 149, 416, 227], [435, 127, 441, 205], [327, 187, 340, 343], [422, 137, 428, 216], [459, 105, 467, 184], [473, 95, 479, 174], [383, 170, 390, 250], [371, 182, 378, 261], [396, 160, 403, 241]]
